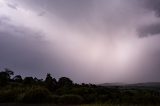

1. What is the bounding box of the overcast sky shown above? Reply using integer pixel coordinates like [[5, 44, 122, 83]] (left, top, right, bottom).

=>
[[0, 0, 160, 84]]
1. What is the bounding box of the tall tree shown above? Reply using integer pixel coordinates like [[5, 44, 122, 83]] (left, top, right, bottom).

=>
[[45, 73, 57, 91], [23, 77, 35, 85], [58, 77, 73, 87], [13, 75, 23, 83], [0, 68, 14, 86]]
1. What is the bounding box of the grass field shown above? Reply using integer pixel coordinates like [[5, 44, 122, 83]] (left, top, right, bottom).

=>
[[81, 104, 159, 106], [81, 104, 160, 106], [0, 104, 159, 106]]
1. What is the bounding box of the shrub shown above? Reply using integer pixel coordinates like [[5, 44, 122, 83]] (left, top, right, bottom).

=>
[[97, 95, 109, 103], [21, 86, 52, 103], [59, 94, 83, 104], [0, 89, 17, 102], [0, 86, 26, 103], [51, 95, 60, 104]]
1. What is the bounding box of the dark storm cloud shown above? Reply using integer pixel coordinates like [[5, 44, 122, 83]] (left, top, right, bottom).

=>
[[15, 0, 92, 22], [143, 0, 160, 16], [2, 0, 160, 83], [135, 0, 160, 37], [0, 18, 61, 78], [133, 0, 160, 15], [138, 23, 160, 37], [13, 0, 160, 38]]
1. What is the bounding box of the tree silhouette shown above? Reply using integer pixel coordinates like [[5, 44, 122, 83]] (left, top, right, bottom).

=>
[[13, 75, 23, 83], [58, 77, 73, 87], [0, 68, 14, 86], [4, 68, 14, 78], [45, 73, 57, 91], [23, 77, 35, 85]]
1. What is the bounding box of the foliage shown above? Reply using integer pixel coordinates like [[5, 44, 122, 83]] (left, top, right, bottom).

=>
[[58, 94, 83, 104], [50, 95, 60, 104], [13, 75, 23, 83], [20, 86, 52, 103], [0, 87, 24, 103], [0, 69, 160, 105], [0, 69, 14, 86], [23, 77, 35, 85], [58, 77, 73, 87], [45, 73, 57, 91]]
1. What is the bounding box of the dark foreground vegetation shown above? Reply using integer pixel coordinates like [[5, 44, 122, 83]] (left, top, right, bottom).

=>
[[0, 68, 160, 105]]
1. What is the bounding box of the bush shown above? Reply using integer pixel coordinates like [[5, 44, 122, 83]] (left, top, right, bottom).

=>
[[59, 94, 83, 104], [0, 90, 17, 102], [21, 86, 52, 103], [51, 95, 60, 104], [97, 95, 109, 103]]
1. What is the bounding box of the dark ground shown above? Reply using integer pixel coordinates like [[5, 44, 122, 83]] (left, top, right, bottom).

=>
[[0, 104, 73, 106]]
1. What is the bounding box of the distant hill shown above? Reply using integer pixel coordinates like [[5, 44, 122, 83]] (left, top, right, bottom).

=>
[[100, 82, 160, 87], [128, 82, 160, 87], [99, 82, 126, 86]]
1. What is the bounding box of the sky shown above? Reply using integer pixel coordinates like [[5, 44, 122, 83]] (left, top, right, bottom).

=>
[[0, 0, 160, 84]]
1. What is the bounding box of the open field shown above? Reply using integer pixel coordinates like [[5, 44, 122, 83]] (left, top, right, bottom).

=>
[[81, 104, 160, 106], [0, 104, 71, 106], [0, 104, 160, 106]]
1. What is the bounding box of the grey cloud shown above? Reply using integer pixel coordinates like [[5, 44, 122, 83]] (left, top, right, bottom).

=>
[[0, 18, 62, 78], [3, 0, 160, 83], [132, 0, 160, 15], [0, 16, 10, 24], [138, 23, 160, 37], [7, 3, 17, 10], [138, 51, 160, 82], [143, 0, 160, 16], [133, 0, 160, 38], [14, 0, 93, 22], [38, 11, 46, 16]]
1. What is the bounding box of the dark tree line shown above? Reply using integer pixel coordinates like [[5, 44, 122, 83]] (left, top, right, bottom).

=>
[[0, 69, 73, 89], [0, 68, 160, 104]]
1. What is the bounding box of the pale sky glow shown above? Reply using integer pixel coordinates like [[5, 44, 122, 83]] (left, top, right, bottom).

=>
[[1, 0, 160, 83]]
